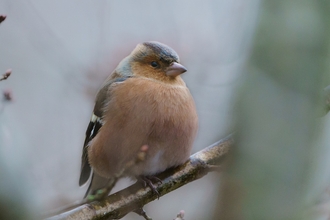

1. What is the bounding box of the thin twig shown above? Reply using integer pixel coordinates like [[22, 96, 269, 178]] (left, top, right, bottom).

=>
[[173, 210, 185, 220], [42, 145, 150, 218], [0, 15, 6, 24], [46, 135, 233, 220], [0, 69, 11, 81]]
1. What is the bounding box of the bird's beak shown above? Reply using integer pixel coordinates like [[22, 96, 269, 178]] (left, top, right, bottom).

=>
[[166, 62, 187, 77]]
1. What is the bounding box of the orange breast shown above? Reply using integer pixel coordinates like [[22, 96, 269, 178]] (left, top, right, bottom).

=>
[[88, 77, 198, 178]]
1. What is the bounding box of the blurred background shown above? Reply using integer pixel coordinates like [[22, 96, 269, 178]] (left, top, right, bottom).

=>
[[0, 0, 329, 219]]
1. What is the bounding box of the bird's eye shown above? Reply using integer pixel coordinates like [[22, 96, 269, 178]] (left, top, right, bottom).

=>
[[150, 61, 159, 68]]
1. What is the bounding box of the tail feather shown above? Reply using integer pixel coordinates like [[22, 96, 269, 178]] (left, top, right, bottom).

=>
[[84, 172, 110, 198]]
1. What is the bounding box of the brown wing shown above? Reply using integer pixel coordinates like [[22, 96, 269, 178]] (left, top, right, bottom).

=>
[[79, 76, 132, 186]]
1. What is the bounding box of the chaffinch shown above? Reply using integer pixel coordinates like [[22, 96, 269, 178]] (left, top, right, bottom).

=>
[[79, 41, 198, 198]]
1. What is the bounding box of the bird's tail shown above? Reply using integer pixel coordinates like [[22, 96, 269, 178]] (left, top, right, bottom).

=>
[[84, 172, 110, 198]]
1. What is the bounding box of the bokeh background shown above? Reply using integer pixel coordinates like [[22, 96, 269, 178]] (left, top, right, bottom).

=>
[[0, 1, 329, 219]]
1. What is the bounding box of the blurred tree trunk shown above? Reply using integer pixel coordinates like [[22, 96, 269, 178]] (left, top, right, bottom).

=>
[[215, 1, 330, 220]]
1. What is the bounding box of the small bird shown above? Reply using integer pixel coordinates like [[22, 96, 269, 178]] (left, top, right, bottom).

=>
[[79, 41, 198, 198]]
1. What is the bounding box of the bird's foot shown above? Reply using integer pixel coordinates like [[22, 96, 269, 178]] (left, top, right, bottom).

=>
[[138, 175, 162, 199]]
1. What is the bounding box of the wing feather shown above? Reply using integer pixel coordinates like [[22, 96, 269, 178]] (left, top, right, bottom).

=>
[[79, 75, 132, 186]]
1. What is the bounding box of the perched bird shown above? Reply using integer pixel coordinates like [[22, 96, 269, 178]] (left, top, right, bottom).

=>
[[79, 41, 198, 198]]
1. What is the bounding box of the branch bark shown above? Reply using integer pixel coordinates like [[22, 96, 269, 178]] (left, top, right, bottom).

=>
[[46, 135, 233, 220]]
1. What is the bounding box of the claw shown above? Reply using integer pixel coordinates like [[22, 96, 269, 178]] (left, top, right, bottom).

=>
[[138, 176, 162, 199]]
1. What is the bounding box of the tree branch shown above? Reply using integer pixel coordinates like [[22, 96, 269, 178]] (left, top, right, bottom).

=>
[[46, 135, 233, 220], [0, 69, 11, 82], [0, 15, 6, 24]]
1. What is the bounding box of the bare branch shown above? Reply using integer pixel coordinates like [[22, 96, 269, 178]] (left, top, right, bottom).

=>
[[0, 15, 6, 24], [46, 135, 233, 220], [0, 69, 11, 82], [42, 145, 150, 218], [173, 210, 185, 220], [3, 89, 12, 102]]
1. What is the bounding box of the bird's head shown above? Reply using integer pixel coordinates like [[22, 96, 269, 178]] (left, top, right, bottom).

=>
[[124, 41, 187, 83]]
